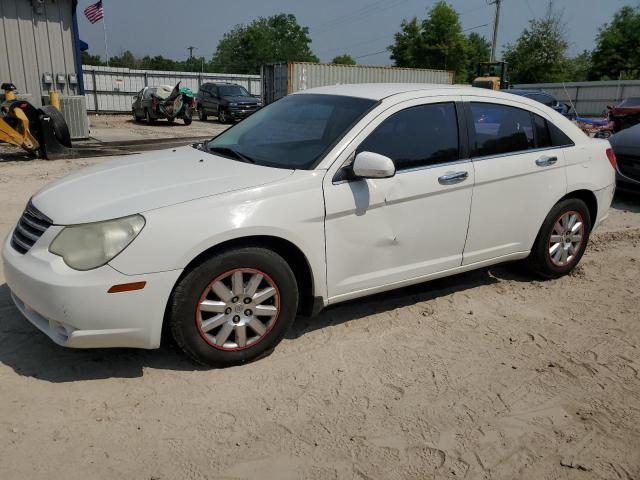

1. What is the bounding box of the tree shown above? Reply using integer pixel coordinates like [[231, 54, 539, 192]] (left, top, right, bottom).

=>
[[567, 50, 592, 82], [210, 14, 318, 74], [332, 54, 356, 65], [389, 2, 468, 81], [590, 6, 640, 80], [502, 9, 571, 84], [81, 51, 104, 66], [465, 32, 491, 83], [108, 50, 139, 69]]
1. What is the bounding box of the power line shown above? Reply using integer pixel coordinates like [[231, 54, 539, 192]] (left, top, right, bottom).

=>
[[313, 0, 408, 35], [462, 23, 490, 32], [353, 49, 389, 60]]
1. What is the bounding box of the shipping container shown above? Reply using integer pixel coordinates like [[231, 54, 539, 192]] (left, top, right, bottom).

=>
[[261, 62, 454, 105]]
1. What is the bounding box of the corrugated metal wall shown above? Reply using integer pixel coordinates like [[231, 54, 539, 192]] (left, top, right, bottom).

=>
[[0, 0, 78, 105], [290, 62, 453, 93], [83, 66, 262, 112], [515, 80, 640, 116]]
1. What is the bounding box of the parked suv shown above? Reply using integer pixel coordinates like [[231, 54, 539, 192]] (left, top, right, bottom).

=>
[[196, 83, 262, 124], [502, 88, 572, 116]]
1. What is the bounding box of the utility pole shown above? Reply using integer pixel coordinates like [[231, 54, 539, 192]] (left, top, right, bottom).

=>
[[489, 0, 502, 62], [187, 46, 197, 60]]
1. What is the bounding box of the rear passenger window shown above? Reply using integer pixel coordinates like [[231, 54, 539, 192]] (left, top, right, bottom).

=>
[[358, 103, 459, 171], [533, 114, 551, 148], [533, 114, 574, 148], [470, 103, 534, 156]]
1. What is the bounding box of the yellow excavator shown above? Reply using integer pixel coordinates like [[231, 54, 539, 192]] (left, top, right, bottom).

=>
[[0, 83, 72, 159], [472, 61, 509, 90]]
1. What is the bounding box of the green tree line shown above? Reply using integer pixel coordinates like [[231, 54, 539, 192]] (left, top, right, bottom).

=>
[[82, 5, 640, 84]]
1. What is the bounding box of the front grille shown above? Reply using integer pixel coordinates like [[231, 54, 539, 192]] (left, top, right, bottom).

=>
[[617, 154, 640, 182], [11, 202, 53, 254]]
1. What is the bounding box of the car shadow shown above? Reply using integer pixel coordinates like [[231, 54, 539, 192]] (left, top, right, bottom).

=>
[[0, 283, 203, 382], [0, 263, 534, 382], [126, 118, 189, 127], [613, 191, 640, 213], [287, 263, 534, 340]]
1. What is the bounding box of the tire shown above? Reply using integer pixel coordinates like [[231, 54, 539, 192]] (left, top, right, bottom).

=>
[[218, 108, 229, 124], [526, 198, 592, 279], [133, 109, 142, 122], [41, 105, 71, 147], [169, 247, 299, 367], [183, 106, 193, 125], [145, 109, 154, 125], [198, 108, 207, 122], [167, 116, 175, 124]]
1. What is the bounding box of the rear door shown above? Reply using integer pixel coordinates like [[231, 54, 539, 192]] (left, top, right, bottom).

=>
[[462, 98, 568, 265]]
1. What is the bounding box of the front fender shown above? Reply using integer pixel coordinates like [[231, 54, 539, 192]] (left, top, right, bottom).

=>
[[108, 170, 327, 299]]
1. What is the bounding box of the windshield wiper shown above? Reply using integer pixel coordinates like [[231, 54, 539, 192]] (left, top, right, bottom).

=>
[[208, 146, 256, 164]]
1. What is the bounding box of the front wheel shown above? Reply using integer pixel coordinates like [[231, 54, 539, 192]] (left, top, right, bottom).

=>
[[218, 108, 229, 124], [198, 108, 207, 122], [526, 198, 591, 279], [169, 247, 299, 367]]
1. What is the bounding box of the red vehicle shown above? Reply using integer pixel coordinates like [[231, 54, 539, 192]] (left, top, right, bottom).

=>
[[607, 97, 640, 133]]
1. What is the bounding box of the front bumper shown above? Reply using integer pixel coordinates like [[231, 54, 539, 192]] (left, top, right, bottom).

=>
[[2, 230, 182, 349], [228, 107, 260, 119]]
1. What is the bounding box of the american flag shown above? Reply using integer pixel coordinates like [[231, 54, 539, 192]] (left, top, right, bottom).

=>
[[84, 1, 104, 24]]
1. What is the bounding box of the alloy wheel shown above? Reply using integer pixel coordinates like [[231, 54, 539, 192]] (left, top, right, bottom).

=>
[[548, 210, 584, 267], [195, 268, 280, 351]]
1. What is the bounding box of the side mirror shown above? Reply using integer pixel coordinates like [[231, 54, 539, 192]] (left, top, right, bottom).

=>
[[352, 151, 396, 179]]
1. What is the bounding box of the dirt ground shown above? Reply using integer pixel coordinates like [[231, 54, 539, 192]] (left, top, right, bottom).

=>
[[87, 114, 229, 142], [0, 153, 639, 480]]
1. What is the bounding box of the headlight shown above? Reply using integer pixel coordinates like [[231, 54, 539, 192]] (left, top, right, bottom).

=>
[[229, 102, 238, 107], [49, 215, 145, 271]]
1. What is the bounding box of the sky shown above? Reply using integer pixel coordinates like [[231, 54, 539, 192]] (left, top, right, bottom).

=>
[[77, 0, 639, 66]]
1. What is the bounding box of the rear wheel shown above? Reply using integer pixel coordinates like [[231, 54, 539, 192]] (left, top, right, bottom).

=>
[[526, 198, 591, 278], [169, 247, 299, 367], [183, 106, 193, 125]]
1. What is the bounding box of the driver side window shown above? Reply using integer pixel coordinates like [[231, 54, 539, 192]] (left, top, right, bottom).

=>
[[357, 102, 460, 171]]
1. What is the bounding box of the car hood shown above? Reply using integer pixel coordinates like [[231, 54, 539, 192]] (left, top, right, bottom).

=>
[[32, 146, 293, 225]]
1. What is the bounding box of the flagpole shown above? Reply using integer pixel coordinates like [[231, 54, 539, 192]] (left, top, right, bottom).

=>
[[101, 5, 109, 66]]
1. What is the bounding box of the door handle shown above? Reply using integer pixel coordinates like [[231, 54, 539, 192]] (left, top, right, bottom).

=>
[[438, 171, 469, 185], [536, 155, 558, 167]]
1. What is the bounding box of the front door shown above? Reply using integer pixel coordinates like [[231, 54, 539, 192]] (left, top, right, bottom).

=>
[[324, 99, 475, 302]]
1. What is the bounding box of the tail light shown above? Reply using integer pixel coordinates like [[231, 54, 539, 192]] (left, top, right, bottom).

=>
[[192, 99, 196, 108], [606, 148, 617, 170]]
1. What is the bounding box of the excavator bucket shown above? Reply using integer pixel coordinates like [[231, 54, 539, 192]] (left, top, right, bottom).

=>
[[0, 99, 73, 160]]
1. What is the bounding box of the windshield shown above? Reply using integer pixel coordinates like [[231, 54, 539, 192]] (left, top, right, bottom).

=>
[[207, 94, 377, 170], [219, 85, 250, 97]]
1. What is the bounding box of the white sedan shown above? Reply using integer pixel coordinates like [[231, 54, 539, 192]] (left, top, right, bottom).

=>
[[2, 84, 616, 366]]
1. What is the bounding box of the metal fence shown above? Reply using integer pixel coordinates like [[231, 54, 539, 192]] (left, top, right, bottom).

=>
[[515, 80, 640, 116], [82, 65, 261, 112]]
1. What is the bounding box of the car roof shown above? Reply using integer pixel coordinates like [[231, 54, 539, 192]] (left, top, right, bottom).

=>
[[295, 83, 556, 103]]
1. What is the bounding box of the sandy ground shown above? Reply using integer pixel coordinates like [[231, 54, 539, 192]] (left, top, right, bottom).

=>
[[87, 114, 229, 143], [0, 153, 639, 480]]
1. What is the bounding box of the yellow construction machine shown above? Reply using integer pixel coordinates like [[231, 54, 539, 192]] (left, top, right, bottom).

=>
[[0, 83, 72, 159], [472, 62, 509, 90]]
